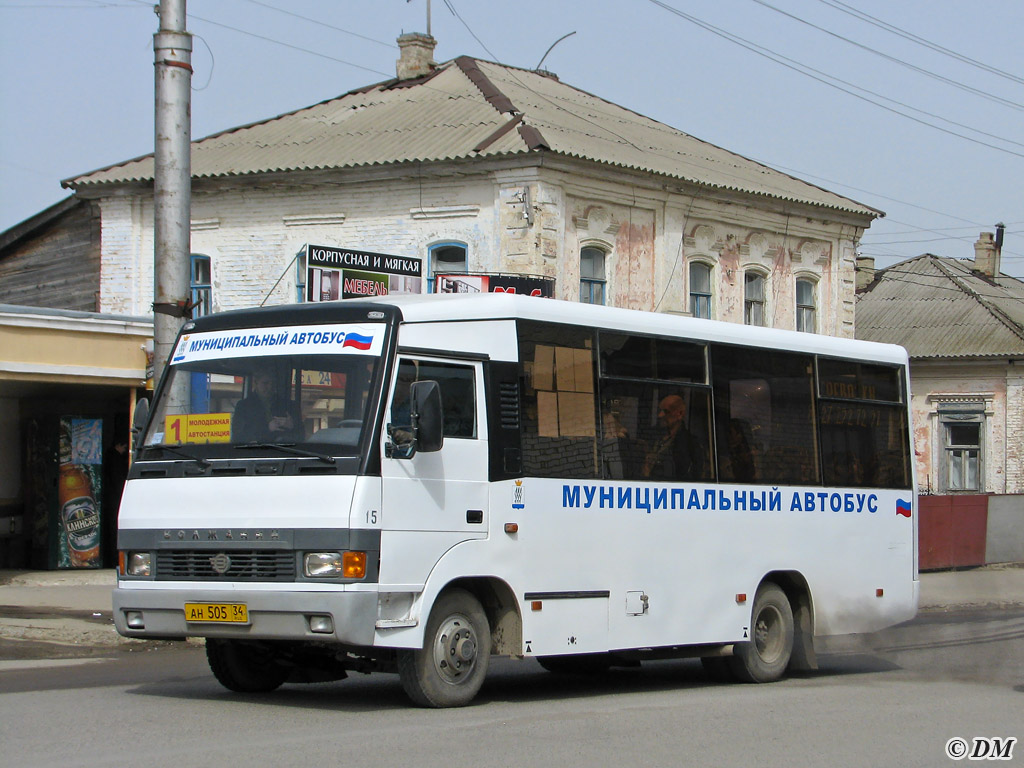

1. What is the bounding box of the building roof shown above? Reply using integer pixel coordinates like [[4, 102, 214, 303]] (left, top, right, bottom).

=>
[[856, 254, 1024, 359], [63, 56, 879, 218]]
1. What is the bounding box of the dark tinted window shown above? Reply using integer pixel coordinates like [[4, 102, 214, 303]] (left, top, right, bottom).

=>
[[712, 345, 819, 485], [600, 333, 706, 383], [391, 359, 477, 439], [817, 359, 910, 489], [818, 359, 902, 403]]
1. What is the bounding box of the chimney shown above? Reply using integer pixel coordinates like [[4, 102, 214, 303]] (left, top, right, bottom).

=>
[[974, 231, 1001, 277], [396, 33, 436, 80], [855, 254, 875, 291]]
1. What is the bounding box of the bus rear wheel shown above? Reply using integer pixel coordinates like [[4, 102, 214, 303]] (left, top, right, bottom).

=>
[[729, 582, 793, 683], [206, 638, 289, 693], [397, 589, 491, 708]]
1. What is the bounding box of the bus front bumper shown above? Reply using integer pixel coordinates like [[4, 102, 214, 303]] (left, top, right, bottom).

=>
[[113, 584, 378, 646]]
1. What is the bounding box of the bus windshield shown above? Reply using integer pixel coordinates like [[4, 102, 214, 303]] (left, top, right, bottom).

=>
[[142, 322, 385, 457]]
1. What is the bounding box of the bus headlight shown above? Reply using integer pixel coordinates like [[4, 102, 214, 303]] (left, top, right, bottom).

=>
[[125, 551, 152, 577], [304, 552, 342, 577], [303, 551, 367, 579]]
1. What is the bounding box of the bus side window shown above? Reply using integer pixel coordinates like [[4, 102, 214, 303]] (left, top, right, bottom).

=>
[[712, 345, 819, 486], [399, 360, 478, 439], [389, 361, 418, 429], [436, 367, 476, 438]]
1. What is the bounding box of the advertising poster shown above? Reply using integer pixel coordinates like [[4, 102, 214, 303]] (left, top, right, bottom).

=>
[[56, 417, 103, 569], [436, 273, 554, 297], [305, 244, 422, 301]]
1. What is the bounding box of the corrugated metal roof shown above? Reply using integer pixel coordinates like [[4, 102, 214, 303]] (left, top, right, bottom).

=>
[[856, 255, 1024, 358], [64, 56, 879, 217]]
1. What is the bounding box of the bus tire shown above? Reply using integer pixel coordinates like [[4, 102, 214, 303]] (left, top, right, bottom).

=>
[[397, 589, 491, 708], [206, 638, 288, 693], [729, 582, 794, 683]]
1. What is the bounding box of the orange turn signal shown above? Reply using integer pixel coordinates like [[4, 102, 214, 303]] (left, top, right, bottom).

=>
[[735, 593, 747, 604], [531, 600, 543, 611], [504, 522, 519, 534], [876, 588, 884, 598], [343, 551, 367, 579]]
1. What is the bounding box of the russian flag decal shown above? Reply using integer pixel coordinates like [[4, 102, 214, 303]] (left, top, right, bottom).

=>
[[896, 498, 912, 518], [343, 333, 373, 350]]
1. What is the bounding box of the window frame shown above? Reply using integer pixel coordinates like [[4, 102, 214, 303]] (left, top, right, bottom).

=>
[[743, 269, 767, 327], [689, 261, 713, 319], [190, 253, 212, 318], [427, 242, 469, 294], [939, 404, 985, 492], [296, 248, 307, 302], [795, 277, 817, 333], [579, 246, 607, 305]]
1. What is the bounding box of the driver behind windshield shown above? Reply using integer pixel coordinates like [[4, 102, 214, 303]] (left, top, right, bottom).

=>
[[232, 372, 302, 443]]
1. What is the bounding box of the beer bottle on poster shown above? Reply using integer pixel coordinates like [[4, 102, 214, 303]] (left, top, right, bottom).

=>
[[59, 464, 101, 568]]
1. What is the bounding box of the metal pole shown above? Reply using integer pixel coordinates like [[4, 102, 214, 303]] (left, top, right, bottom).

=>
[[152, 0, 192, 408]]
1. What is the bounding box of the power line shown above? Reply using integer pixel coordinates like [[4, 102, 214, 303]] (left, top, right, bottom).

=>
[[749, 0, 1024, 111], [812, 0, 1024, 87], [238, 0, 395, 49], [187, 12, 393, 79], [645, 0, 1024, 160]]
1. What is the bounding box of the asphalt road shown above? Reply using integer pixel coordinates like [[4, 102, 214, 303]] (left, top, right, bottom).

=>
[[2, 608, 1021, 768]]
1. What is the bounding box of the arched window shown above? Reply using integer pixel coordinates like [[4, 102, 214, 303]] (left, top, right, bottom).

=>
[[689, 262, 712, 319], [743, 270, 766, 326], [427, 242, 468, 293], [190, 254, 212, 318], [796, 278, 816, 333], [580, 246, 606, 304]]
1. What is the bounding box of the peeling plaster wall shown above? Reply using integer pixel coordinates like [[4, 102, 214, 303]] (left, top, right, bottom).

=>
[[97, 174, 498, 315], [910, 359, 1022, 495], [92, 159, 868, 340]]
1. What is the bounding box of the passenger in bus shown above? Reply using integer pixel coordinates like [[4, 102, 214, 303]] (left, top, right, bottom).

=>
[[642, 394, 708, 481], [602, 407, 641, 479], [724, 419, 757, 483], [232, 373, 301, 443]]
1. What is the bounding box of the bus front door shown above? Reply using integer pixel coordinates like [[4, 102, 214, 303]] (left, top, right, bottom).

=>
[[378, 357, 488, 588]]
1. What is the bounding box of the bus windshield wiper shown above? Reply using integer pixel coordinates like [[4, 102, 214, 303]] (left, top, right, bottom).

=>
[[149, 444, 211, 468], [234, 442, 336, 465]]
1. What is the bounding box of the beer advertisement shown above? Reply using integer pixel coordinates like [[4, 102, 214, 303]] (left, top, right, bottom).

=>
[[56, 417, 103, 569]]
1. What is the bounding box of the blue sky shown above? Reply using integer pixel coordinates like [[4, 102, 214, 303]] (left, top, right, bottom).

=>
[[1, 0, 1021, 275]]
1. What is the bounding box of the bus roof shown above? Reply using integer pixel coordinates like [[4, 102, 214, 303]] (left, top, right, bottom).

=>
[[356, 293, 910, 366]]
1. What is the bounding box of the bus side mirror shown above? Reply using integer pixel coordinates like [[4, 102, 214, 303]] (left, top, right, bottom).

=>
[[132, 398, 151, 453], [411, 380, 444, 453]]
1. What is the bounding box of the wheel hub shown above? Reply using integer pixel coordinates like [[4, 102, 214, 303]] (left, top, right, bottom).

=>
[[432, 615, 478, 684], [753, 605, 784, 662]]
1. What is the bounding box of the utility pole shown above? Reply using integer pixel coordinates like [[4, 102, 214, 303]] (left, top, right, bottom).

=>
[[152, 0, 192, 404]]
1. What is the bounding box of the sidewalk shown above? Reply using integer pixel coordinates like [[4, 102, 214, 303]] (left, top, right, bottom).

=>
[[2, 564, 1024, 652]]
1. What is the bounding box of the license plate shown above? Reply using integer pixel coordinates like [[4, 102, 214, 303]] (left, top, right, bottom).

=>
[[184, 602, 249, 623]]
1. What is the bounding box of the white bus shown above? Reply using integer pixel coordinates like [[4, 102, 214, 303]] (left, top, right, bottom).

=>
[[115, 293, 918, 707]]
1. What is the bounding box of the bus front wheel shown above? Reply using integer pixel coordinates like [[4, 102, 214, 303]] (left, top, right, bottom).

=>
[[729, 582, 794, 683], [397, 589, 491, 708], [206, 638, 289, 693]]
